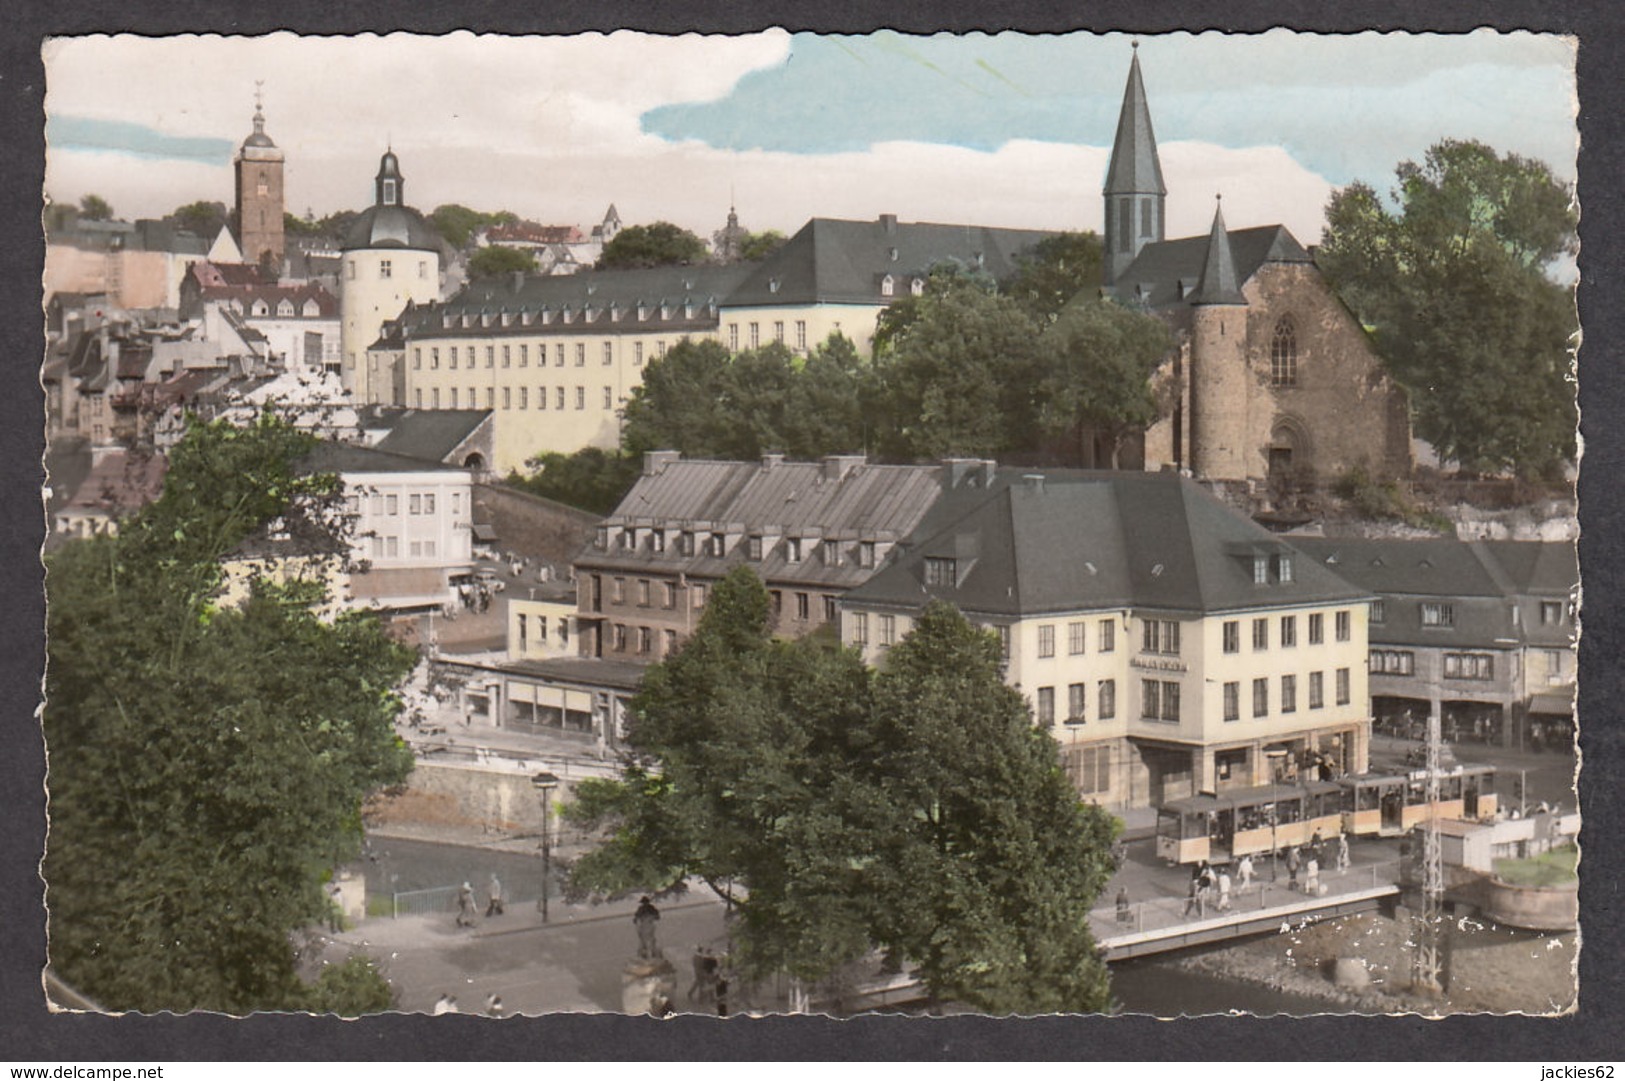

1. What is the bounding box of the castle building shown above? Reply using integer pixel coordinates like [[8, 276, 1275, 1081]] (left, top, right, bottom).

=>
[[1101, 47, 1413, 491], [234, 90, 286, 271], [339, 150, 443, 405]]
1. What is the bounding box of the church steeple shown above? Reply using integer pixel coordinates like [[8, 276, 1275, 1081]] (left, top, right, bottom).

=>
[[1103, 41, 1167, 287], [1192, 196, 1244, 305], [375, 149, 404, 208]]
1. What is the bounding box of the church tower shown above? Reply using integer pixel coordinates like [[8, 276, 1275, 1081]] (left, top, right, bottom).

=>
[[1102, 43, 1166, 287], [234, 84, 286, 273], [1188, 199, 1252, 482]]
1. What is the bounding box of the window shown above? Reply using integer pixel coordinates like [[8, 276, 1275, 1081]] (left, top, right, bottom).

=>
[[1099, 619, 1116, 653], [1252, 678, 1269, 719], [1309, 612, 1324, 645], [450, 388, 461, 408], [859, 541, 877, 569], [1068, 622, 1086, 655], [519, 344, 528, 367], [431, 347, 441, 369], [485, 346, 495, 368], [1068, 744, 1112, 795], [1336, 610, 1352, 642], [1281, 615, 1297, 648], [519, 387, 528, 409], [639, 627, 653, 655], [785, 538, 803, 564], [1270, 317, 1297, 386], [637, 580, 651, 607], [502, 387, 511, 410], [796, 321, 807, 350], [853, 612, 869, 647], [924, 557, 956, 586], [575, 344, 585, 366], [749, 323, 760, 348], [1420, 602, 1454, 627], [727, 325, 738, 351], [823, 596, 838, 622], [485, 387, 494, 408], [386, 494, 399, 516], [502, 345, 511, 368], [821, 539, 840, 566], [1541, 600, 1563, 625], [1038, 625, 1056, 658], [1275, 554, 1294, 583], [424, 494, 435, 514], [635, 341, 644, 366], [773, 321, 785, 343], [1223, 682, 1240, 722], [1098, 679, 1117, 720], [415, 389, 423, 407], [1141, 198, 1154, 238], [1067, 683, 1087, 723], [603, 342, 613, 366], [1335, 668, 1351, 705], [612, 624, 628, 652], [1368, 649, 1416, 676], [555, 343, 565, 366], [1252, 617, 1269, 651], [603, 387, 613, 410], [1371, 599, 1386, 623], [663, 582, 677, 609], [747, 535, 763, 561], [1281, 674, 1297, 713], [1036, 686, 1055, 727], [556, 387, 565, 410], [1444, 653, 1494, 680], [1223, 620, 1239, 654], [575, 387, 585, 410], [1142, 619, 1180, 654], [693, 583, 707, 608], [1309, 671, 1325, 709], [451, 346, 461, 370], [611, 578, 626, 603], [1142, 680, 1179, 721], [413, 348, 422, 370], [379, 259, 392, 279], [1253, 556, 1269, 585], [798, 593, 812, 622]]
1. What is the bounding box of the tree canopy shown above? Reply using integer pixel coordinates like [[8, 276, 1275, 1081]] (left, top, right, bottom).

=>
[[430, 204, 518, 250], [1317, 139, 1578, 476], [1002, 231, 1105, 324], [45, 414, 412, 1013], [167, 200, 230, 240], [1033, 297, 1173, 468], [597, 221, 708, 270], [467, 245, 539, 279], [508, 447, 642, 517], [566, 571, 1117, 1012], [78, 194, 114, 221]]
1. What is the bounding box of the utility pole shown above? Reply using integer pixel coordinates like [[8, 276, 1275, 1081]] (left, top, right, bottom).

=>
[[1411, 704, 1444, 994], [532, 771, 560, 921]]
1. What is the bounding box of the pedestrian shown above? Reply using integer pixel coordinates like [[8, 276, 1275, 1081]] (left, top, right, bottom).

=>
[[1238, 853, 1255, 892], [1337, 832, 1351, 873], [432, 993, 458, 1015], [689, 946, 717, 1005], [326, 882, 343, 933], [456, 882, 477, 927], [1182, 874, 1205, 919], [714, 969, 730, 1018], [1305, 855, 1321, 895], [1310, 829, 1324, 864], [633, 896, 661, 959], [1110, 840, 1127, 870], [1217, 868, 1233, 911], [1287, 845, 1301, 890], [485, 994, 505, 1018], [1116, 887, 1132, 924], [485, 873, 504, 917]]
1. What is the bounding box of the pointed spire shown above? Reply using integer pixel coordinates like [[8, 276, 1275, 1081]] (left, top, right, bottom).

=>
[[1103, 45, 1166, 198], [1192, 196, 1245, 305]]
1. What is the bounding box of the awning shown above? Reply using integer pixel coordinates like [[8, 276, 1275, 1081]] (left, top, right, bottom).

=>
[[1529, 688, 1575, 716], [472, 523, 498, 542]]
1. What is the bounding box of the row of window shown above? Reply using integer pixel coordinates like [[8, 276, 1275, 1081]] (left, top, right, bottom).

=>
[[1035, 680, 1119, 727], [515, 613, 570, 651], [1368, 649, 1497, 681], [726, 321, 810, 352], [367, 491, 457, 517], [414, 385, 615, 412], [599, 526, 883, 569], [1222, 610, 1353, 654], [773, 590, 840, 626], [608, 623, 679, 656], [414, 339, 670, 371], [1035, 619, 1119, 658], [370, 535, 437, 558], [348, 258, 431, 281], [436, 300, 710, 331], [609, 577, 686, 610], [1368, 599, 1570, 629], [1222, 669, 1353, 721]]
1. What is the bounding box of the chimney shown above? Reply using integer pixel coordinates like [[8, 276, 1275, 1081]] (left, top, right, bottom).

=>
[[1022, 473, 1046, 494], [761, 452, 784, 471], [822, 454, 865, 481], [879, 213, 898, 234], [941, 457, 998, 490], [511, 270, 525, 294], [642, 449, 681, 477]]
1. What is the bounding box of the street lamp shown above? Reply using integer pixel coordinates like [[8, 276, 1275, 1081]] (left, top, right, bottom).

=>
[[531, 771, 560, 921]]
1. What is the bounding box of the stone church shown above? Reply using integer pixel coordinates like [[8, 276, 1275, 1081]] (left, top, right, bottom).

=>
[[1099, 46, 1413, 492]]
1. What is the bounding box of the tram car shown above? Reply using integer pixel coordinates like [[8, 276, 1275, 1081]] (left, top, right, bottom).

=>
[[1154, 765, 1497, 866]]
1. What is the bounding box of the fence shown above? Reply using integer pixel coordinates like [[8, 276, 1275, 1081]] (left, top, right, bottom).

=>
[[389, 879, 557, 919]]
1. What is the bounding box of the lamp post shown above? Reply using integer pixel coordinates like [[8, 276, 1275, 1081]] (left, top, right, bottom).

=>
[[531, 771, 560, 921]]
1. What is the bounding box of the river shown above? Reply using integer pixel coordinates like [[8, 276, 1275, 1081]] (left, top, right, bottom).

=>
[[1109, 948, 1339, 1017]]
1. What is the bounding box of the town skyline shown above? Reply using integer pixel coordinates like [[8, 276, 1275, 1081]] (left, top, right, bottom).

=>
[[45, 30, 1576, 251]]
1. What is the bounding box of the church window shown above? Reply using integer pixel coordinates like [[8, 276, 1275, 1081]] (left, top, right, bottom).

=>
[[1118, 200, 1133, 253], [1141, 199, 1154, 238], [1271, 318, 1298, 386]]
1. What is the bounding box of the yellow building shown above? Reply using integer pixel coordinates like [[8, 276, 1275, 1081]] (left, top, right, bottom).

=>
[[840, 470, 1373, 811]]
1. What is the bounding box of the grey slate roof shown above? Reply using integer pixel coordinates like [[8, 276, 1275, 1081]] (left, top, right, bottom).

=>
[[1103, 49, 1167, 197], [373, 409, 492, 464], [1191, 204, 1245, 306], [1111, 224, 1312, 310], [725, 217, 1058, 308], [298, 440, 465, 476], [848, 470, 1369, 618]]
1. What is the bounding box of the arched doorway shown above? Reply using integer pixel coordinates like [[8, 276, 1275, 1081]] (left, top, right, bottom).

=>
[[1268, 416, 1312, 485]]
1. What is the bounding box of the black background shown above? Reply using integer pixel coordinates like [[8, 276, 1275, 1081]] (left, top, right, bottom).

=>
[[5, 0, 1620, 1061]]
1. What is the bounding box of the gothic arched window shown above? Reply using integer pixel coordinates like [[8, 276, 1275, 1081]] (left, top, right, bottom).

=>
[[1270, 317, 1298, 387]]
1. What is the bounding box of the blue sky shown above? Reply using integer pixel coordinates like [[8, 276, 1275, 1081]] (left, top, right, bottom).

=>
[[44, 31, 1576, 245]]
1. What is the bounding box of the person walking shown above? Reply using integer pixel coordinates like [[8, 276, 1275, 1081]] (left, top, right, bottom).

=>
[[1217, 868, 1233, 911], [485, 873, 504, 917], [689, 946, 717, 1005], [1337, 832, 1351, 873], [1287, 845, 1301, 891], [485, 994, 505, 1018], [432, 993, 459, 1015], [1182, 874, 1205, 919], [326, 883, 344, 933], [1116, 887, 1132, 924], [1305, 855, 1321, 895], [456, 882, 477, 928], [634, 896, 662, 959], [1238, 854, 1255, 892]]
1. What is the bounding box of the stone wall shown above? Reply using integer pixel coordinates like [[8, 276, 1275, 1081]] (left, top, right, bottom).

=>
[[473, 483, 600, 573], [368, 759, 573, 834]]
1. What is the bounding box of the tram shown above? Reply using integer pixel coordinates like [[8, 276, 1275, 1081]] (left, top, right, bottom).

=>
[[1154, 765, 1498, 866]]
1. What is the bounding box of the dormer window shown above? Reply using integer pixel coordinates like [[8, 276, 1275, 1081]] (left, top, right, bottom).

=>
[[610, 303, 622, 322], [301, 299, 319, 317], [637, 303, 648, 321], [924, 557, 956, 587], [709, 532, 726, 557], [650, 529, 665, 553], [785, 538, 803, 564], [660, 304, 671, 320], [858, 541, 877, 569], [252, 300, 270, 317], [684, 302, 694, 319], [678, 531, 695, 556], [501, 311, 514, 327], [541, 308, 553, 325], [461, 314, 473, 328], [619, 528, 635, 550], [595, 527, 610, 550], [1274, 554, 1294, 583], [443, 313, 454, 329], [910, 278, 925, 296], [563, 307, 574, 324], [277, 300, 295, 317], [748, 535, 764, 561], [881, 274, 895, 298], [769, 278, 781, 294], [1253, 556, 1269, 584]]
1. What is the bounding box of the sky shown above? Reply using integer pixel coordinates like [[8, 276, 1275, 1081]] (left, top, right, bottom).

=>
[[42, 30, 1578, 248]]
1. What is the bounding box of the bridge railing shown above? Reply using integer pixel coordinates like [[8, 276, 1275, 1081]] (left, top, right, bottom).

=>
[[1094, 859, 1403, 940]]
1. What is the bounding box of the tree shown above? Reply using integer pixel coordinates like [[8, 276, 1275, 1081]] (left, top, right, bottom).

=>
[[430, 204, 516, 250], [566, 572, 1117, 1012], [79, 193, 114, 221], [739, 229, 788, 262], [508, 447, 641, 516], [779, 334, 869, 459], [868, 273, 1042, 461], [467, 245, 539, 279], [1033, 297, 1172, 467], [597, 221, 708, 270], [167, 200, 230, 240], [44, 414, 414, 1013], [1003, 232, 1105, 324], [619, 338, 737, 456], [1317, 139, 1578, 475]]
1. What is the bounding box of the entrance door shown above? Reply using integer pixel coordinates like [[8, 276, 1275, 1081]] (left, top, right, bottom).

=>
[[1381, 788, 1403, 832]]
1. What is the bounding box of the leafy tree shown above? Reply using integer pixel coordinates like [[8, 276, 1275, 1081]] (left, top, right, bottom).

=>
[[467, 245, 539, 279], [430, 204, 517, 250], [508, 447, 641, 515], [780, 334, 869, 459], [868, 273, 1041, 461], [598, 221, 708, 270], [619, 338, 736, 457], [302, 955, 397, 1015], [739, 229, 788, 262], [1004, 232, 1105, 323], [859, 601, 1116, 1012], [44, 414, 414, 1013], [1318, 139, 1578, 475], [1034, 297, 1172, 467], [79, 193, 114, 221], [567, 573, 1116, 1012], [167, 200, 230, 240]]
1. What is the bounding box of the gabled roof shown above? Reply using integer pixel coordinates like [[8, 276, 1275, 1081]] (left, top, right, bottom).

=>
[[1103, 48, 1166, 198], [1289, 537, 1510, 599], [848, 470, 1368, 618], [373, 410, 492, 464], [189, 260, 269, 289], [198, 282, 338, 317], [725, 216, 1058, 308], [62, 448, 168, 516], [1111, 224, 1312, 310], [297, 440, 466, 477]]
